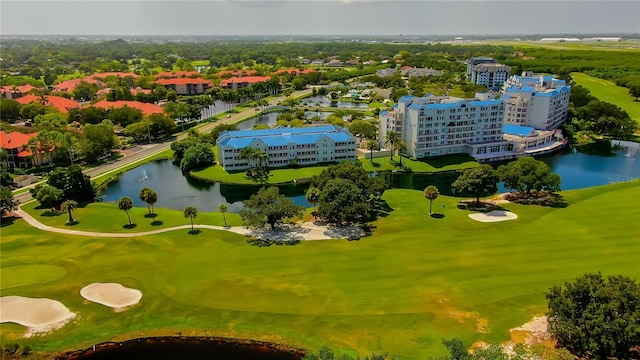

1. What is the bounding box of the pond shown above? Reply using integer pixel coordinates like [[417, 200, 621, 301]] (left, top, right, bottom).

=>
[[302, 95, 370, 108], [59, 337, 304, 360], [236, 111, 334, 130], [101, 141, 639, 212], [100, 159, 311, 213]]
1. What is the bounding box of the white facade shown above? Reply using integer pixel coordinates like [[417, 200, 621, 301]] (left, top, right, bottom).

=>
[[469, 63, 511, 90], [217, 125, 357, 171], [501, 74, 571, 130], [379, 95, 513, 159]]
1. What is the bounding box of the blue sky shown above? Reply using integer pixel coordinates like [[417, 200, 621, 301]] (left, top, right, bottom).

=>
[[1, 1, 639, 36]]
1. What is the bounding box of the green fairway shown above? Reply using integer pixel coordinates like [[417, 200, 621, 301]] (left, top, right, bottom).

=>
[[571, 72, 640, 122], [1, 181, 639, 359]]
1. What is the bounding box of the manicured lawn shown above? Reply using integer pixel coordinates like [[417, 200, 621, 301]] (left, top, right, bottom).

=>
[[572, 72, 640, 122], [191, 163, 329, 184], [360, 154, 479, 173], [2, 181, 638, 358]]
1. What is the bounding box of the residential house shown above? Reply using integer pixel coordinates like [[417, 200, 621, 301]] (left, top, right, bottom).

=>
[[156, 77, 213, 95], [15, 95, 81, 114], [220, 76, 271, 90], [0, 130, 52, 169], [90, 100, 164, 115]]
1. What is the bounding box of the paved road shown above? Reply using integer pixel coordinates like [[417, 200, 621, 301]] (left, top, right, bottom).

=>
[[13, 89, 314, 205]]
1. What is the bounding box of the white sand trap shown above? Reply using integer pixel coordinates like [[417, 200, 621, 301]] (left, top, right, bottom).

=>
[[80, 283, 142, 310], [0, 296, 75, 334], [469, 210, 518, 223]]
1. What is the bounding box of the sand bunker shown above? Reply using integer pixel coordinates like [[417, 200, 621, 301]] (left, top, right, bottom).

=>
[[0, 296, 75, 334], [80, 283, 142, 310], [469, 210, 518, 223]]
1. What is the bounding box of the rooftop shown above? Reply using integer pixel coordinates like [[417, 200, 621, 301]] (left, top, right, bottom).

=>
[[218, 125, 354, 148], [503, 124, 537, 137], [90, 100, 164, 115], [15, 95, 81, 113], [156, 77, 213, 86]]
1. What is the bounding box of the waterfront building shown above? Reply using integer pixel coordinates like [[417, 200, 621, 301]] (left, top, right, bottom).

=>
[[501, 73, 571, 130], [217, 125, 357, 171], [0, 131, 52, 169]]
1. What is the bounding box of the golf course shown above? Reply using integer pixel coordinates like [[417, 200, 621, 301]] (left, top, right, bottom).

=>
[[1, 180, 638, 359], [571, 72, 640, 123]]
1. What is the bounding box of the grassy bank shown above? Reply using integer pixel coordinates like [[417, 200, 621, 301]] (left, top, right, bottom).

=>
[[2, 181, 638, 358], [571, 72, 640, 123]]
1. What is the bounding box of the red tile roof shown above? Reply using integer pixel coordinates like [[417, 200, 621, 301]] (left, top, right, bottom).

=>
[[220, 76, 271, 87], [15, 95, 81, 113], [91, 72, 139, 79], [53, 78, 103, 93], [0, 84, 42, 94], [155, 71, 200, 79], [0, 130, 37, 150], [273, 68, 317, 75], [216, 69, 258, 77], [156, 77, 213, 86], [90, 100, 164, 115]]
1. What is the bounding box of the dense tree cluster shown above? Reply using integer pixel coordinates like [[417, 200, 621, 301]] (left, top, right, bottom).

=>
[[240, 187, 304, 230], [547, 273, 640, 359]]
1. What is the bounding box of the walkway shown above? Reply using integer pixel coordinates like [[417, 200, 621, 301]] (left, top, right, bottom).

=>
[[14, 208, 364, 241]]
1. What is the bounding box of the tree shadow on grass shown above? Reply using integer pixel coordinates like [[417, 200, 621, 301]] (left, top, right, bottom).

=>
[[151, 220, 163, 226], [123, 223, 137, 229], [188, 229, 201, 235], [246, 238, 301, 247], [0, 216, 19, 227], [64, 221, 79, 226], [40, 209, 63, 217], [144, 213, 157, 219], [430, 213, 445, 219]]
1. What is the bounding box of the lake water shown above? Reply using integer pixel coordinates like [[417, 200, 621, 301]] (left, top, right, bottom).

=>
[[101, 140, 639, 212], [302, 95, 369, 108], [237, 111, 334, 130], [100, 159, 311, 213]]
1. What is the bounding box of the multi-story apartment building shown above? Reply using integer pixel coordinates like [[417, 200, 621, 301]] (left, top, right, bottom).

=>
[[469, 63, 511, 90], [501, 73, 571, 130], [379, 95, 513, 159], [0, 131, 52, 169], [217, 125, 357, 171], [466, 57, 497, 77], [156, 78, 213, 95]]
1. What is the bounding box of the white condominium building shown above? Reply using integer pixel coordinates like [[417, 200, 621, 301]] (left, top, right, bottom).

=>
[[501, 73, 571, 130], [469, 63, 512, 90], [217, 125, 357, 171], [379, 95, 513, 159]]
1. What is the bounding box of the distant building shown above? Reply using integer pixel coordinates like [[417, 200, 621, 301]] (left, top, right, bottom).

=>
[[0, 131, 52, 169], [15, 95, 81, 114], [217, 125, 357, 171], [156, 77, 213, 95], [539, 37, 582, 42], [326, 59, 344, 67], [376, 68, 397, 78], [466, 57, 511, 90], [220, 76, 271, 90], [90, 100, 164, 115], [400, 66, 441, 78], [0, 84, 41, 100], [501, 73, 571, 130], [311, 59, 325, 65], [582, 37, 622, 42]]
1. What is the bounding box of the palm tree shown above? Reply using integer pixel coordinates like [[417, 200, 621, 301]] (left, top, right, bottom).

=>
[[239, 147, 257, 168], [366, 139, 378, 162], [61, 200, 78, 223], [218, 203, 228, 227], [184, 206, 198, 231], [305, 186, 321, 217], [118, 196, 133, 225], [384, 131, 400, 161], [254, 148, 269, 168], [139, 187, 158, 215], [424, 185, 440, 215], [395, 140, 408, 166]]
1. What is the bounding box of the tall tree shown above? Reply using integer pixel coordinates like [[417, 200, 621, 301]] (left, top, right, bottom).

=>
[[60, 200, 78, 223], [218, 203, 228, 227], [546, 273, 640, 359], [498, 157, 561, 195], [305, 186, 321, 217], [47, 165, 95, 203], [395, 140, 407, 166], [118, 196, 133, 225], [81, 123, 117, 162], [184, 206, 198, 231], [240, 187, 304, 230], [0, 186, 19, 215], [31, 184, 63, 209], [139, 187, 158, 215], [366, 139, 378, 162], [318, 178, 371, 225], [423, 185, 439, 215], [451, 164, 499, 205], [384, 130, 400, 160]]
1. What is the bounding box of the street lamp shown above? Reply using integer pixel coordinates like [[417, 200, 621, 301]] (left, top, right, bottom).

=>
[[68, 146, 76, 165]]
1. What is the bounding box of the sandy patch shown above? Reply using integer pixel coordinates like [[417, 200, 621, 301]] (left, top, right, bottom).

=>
[[234, 222, 365, 241], [0, 296, 75, 335], [426, 294, 489, 333], [468, 210, 518, 223], [509, 316, 552, 346], [80, 283, 142, 310]]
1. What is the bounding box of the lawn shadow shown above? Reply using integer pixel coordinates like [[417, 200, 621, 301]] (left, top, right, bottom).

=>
[[123, 223, 137, 229], [40, 209, 63, 217], [0, 216, 19, 227], [375, 200, 394, 218], [371, 161, 381, 168], [188, 229, 201, 235], [246, 238, 301, 247], [151, 220, 164, 226], [64, 221, 80, 226], [430, 213, 445, 219], [144, 213, 157, 218]]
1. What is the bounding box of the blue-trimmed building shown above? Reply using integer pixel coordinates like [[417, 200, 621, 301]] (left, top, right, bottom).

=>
[[502, 73, 571, 130], [217, 125, 357, 170]]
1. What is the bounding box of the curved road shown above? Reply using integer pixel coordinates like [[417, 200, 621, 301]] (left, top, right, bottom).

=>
[[13, 89, 314, 205]]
